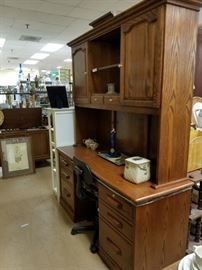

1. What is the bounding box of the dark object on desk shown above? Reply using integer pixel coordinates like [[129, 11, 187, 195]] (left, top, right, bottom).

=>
[[97, 151, 127, 166], [71, 156, 98, 253], [46, 86, 69, 109]]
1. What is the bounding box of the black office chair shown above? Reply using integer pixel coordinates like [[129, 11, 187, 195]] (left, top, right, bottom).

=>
[[71, 156, 99, 253]]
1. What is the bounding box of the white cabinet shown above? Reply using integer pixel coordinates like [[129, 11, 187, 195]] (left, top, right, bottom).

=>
[[47, 108, 75, 199]]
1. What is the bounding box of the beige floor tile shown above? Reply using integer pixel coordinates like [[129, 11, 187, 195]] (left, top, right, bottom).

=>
[[0, 166, 108, 270]]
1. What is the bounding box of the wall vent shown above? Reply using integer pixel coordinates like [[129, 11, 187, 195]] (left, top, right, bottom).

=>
[[19, 35, 42, 42], [7, 57, 19, 60]]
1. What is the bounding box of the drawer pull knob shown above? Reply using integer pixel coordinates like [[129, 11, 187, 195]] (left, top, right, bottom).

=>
[[94, 98, 97, 101], [64, 188, 71, 197], [107, 212, 123, 228], [106, 237, 122, 255], [109, 98, 112, 102], [61, 172, 70, 180], [61, 159, 68, 167]]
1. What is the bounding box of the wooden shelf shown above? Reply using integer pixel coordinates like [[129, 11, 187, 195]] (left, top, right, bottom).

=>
[[92, 63, 122, 73], [0, 91, 47, 95]]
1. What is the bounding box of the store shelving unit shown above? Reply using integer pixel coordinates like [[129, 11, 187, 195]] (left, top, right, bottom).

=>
[[47, 107, 75, 200]]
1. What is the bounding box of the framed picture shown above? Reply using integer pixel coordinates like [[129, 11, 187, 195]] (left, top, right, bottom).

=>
[[0, 136, 35, 178]]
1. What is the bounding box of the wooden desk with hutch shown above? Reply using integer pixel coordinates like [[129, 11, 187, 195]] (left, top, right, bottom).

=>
[[58, 145, 191, 270], [58, 0, 202, 269]]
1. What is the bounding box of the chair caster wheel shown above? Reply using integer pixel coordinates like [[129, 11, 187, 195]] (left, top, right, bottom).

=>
[[90, 245, 98, 253], [71, 229, 76, 235]]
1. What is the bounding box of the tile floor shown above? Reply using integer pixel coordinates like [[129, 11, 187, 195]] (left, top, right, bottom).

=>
[[0, 166, 107, 270]]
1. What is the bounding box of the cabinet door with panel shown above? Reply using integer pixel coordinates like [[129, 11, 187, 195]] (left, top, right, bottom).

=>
[[120, 8, 163, 108], [72, 43, 89, 104]]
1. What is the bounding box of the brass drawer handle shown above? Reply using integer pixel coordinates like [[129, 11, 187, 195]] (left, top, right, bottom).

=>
[[94, 98, 97, 101], [106, 237, 122, 255], [64, 188, 71, 198], [107, 212, 123, 229], [61, 159, 69, 167], [109, 98, 112, 102], [62, 172, 70, 180]]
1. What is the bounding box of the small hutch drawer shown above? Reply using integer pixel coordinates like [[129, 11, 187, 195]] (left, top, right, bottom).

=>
[[91, 95, 104, 104], [104, 95, 120, 105]]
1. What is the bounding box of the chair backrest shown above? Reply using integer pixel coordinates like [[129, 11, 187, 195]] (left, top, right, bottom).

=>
[[73, 156, 96, 200]]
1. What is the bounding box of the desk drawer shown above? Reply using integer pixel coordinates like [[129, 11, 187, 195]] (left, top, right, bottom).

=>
[[59, 154, 73, 172], [99, 201, 133, 241], [99, 184, 133, 222], [60, 168, 74, 189], [99, 218, 132, 270], [61, 183, 74, 210]]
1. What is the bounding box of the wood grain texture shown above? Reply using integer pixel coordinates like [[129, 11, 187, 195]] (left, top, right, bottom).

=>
[[116, 112, 149, 156], [157, 5, 198, 185], [57, 145, 192, 205], [75, 107, 150, 156], [1, 108, 42, 129], [120, 8, 162, 108], [28, 129, 50, 161], [58, 147, 192, 270], [72, 43, 89, 104], [133, 190, 191, 270]]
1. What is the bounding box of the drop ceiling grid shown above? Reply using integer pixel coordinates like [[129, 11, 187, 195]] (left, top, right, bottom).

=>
[[0, 0, 201, 71]]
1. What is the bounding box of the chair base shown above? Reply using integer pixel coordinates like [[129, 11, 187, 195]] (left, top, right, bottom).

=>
[[71, 225, 95, 235], [71, 223, 99, 253]]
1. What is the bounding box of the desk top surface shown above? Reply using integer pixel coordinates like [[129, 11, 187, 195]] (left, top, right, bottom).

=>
[[58, 145, 192, 206]]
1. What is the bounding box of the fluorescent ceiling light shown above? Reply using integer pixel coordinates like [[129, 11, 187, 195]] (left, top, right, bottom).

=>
[[24, 60, 39, 65], [40, 43, 64, 52], [57, 66, 62, 69], [64, 58, 72, 62], [31, 53, 49, 60], [41, 70, 50, 73], [0, 38, 6, 48]]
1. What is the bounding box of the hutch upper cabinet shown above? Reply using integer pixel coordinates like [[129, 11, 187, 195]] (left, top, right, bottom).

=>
[[120, 8, 162, 108]]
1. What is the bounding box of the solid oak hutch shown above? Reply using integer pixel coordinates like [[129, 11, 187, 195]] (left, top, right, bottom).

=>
[[58, 1, 202, 269]]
